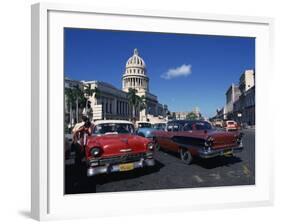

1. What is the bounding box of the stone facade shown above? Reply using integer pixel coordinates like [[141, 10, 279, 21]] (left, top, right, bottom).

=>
[[233, 70, 255, 126], [214, 69, 255, 126], [225, 83, 241, 119]]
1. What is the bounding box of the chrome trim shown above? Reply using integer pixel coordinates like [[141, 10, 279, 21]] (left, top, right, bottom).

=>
[[120, 148, 132, 152], [87, 158, 155, 176], [198, 144, 243, 159]]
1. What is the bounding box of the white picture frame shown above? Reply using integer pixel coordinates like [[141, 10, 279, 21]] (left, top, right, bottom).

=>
[[31, 2, 274, 221]]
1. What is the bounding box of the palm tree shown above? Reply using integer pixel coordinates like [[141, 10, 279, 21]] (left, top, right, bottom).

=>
[[71, 86, 85, 123], [65, 87, 76, 125], [128, 88, 140, 119], [139, 95, 146, 111], [127, 88, 147, 120]]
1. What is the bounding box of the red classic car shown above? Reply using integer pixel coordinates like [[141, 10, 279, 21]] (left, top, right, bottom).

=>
[[153, 120, 243, 164], [76, 120, 155, 177]]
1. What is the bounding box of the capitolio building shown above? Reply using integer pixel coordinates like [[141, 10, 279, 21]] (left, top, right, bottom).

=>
[[65, 48, 168, 123]]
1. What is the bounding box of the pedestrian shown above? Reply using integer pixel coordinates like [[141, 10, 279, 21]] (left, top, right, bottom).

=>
[[72, 116, 92, 144], [72, 116, 92, 166]]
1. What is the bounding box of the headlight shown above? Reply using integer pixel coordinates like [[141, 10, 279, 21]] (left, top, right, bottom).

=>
[[90, 147, 102, 157], [147, 142, 154, 151], [204, 136, 214, 147]]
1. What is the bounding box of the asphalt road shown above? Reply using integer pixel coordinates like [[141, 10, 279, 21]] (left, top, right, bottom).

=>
[[65, 128, 255, 194]]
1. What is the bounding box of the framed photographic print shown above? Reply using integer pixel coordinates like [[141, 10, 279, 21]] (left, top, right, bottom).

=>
[[31, 2, 274, 221]]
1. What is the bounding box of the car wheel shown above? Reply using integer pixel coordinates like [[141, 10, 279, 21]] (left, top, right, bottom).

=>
[[180, 148, 193, 165], [153, 139, 161, 151]]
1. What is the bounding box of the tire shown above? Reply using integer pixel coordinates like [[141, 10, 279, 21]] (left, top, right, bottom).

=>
[[180, 148, 193, 165], [153, 138, 161, 151]]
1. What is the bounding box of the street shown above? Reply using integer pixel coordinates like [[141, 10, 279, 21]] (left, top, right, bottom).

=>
[[65, 128, 255, 194]]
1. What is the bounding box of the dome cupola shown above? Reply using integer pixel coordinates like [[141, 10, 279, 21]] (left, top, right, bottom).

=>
[[122, 48, 149, 93], [126, 48, 146, 70]]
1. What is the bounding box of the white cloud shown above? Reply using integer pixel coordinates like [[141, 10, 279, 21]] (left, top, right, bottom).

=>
[[161, 64, 192, 80]]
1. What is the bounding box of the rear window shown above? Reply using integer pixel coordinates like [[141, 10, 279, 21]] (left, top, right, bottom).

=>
[[227, 121, 235, 125], [193, 122, 212, 130]]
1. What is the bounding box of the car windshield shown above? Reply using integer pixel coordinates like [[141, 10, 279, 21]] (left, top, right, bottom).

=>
[[93, 123, 135, 135], [138, 123, 152, 128], [227, 121, 235, 125]]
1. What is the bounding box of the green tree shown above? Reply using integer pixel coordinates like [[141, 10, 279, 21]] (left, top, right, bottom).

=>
[[128, 88, 144, 119], [72, 86, 85, 123], [65, 87, 76, 125], [139, 95, 146, 111], [186, 112, 197, 120]]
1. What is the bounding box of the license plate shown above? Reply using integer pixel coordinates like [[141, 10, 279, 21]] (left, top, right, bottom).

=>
[[119, 163, 134, 172], [223, 149, 233, 155]]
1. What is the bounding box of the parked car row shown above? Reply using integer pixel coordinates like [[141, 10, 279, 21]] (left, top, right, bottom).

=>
[[211, 119, 240, 131], [70, 119, 243, 177]]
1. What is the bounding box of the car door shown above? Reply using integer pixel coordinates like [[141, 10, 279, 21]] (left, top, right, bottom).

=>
[[164, 122, 182, 152]]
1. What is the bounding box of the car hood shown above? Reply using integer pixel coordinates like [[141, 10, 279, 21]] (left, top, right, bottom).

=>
[[86, 134, 150, 157]]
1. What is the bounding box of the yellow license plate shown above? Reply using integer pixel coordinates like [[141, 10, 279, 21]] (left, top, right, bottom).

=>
[[224, 149, 233, 155], [119, 163, 134, 172]]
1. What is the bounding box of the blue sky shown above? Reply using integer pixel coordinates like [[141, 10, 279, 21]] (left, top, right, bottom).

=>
[[64, 28, 255, 118]]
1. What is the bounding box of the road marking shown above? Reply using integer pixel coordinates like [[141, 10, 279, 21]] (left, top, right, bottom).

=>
[[242, 164, 250, 176], [193, 175, 204, 183], [209, 173, 221, 180], [227, 171, 239, 178]]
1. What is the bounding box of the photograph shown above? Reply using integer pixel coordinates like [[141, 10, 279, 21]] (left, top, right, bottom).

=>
[[63, 28, 255, 194]]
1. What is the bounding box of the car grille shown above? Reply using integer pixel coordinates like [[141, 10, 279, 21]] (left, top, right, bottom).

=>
[[97, 153, 146, 166]]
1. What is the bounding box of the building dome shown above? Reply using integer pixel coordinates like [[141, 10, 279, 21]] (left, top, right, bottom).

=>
[[122, 48, 149, 93], [126, 48, 146, 69]]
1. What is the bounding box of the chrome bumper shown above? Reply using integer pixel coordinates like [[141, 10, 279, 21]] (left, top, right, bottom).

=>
[[198, 145, 243, 159], [87, 158, 155, 177]]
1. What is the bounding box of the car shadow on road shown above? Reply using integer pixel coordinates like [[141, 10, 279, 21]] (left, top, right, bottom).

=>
[[194, 155, 243, 169], [64, 159, 164, 195], [159, 149, 242, 169]]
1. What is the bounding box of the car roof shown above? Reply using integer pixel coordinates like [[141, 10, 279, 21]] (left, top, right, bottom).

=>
[[168, 120, 209, 125], [93, 120, 133, 125], [136, 121, 150, 124]]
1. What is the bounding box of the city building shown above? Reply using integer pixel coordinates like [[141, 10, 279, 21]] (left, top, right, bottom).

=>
[[65, 49, 169, 124], [121, 48, 166, 121], [215, 106, 227, 120], [214, 69, 255, 126], [239, 69, 255, 93], [173, 111, 190, 120], [233, 69, 255, 126], [225, 83, 241, 119], [172, 107, 202, 120]]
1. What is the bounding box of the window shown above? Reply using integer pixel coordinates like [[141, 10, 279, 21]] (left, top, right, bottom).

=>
[[167, 122, 174, 132]]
